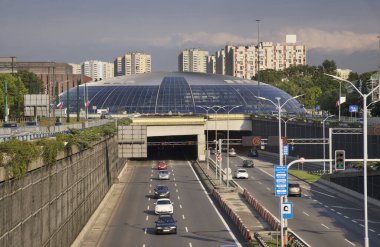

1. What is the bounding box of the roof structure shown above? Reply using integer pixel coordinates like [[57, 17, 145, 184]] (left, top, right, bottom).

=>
[[60, 72, 305, 115]]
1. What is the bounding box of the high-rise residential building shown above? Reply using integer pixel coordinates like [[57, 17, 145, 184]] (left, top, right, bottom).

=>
[[114, 56, 123, 76], [336, 69, 352, 80], [221, 35, 306, 79], [114, 52, 151, 76], [215, 49, 226, 75], [81, 60, 114, 81], [178, 49, 209, 73], [207, 55, 216, 74], [69, 63, 81, 75]]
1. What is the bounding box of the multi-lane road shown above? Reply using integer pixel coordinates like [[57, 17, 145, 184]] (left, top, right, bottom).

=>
[[223, 152, 380, 247], [99, 159, 242, 247]]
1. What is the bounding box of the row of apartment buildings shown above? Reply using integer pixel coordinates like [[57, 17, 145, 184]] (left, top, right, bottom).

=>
[[178, 35, 307, 79], [113, 52, 151, 76]]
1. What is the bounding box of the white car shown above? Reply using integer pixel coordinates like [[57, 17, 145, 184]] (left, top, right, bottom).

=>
[[228, 148, 237, 157], [155, 198, 174, 214], [234, 169, 249, 179], [158, 170, 170, 180]]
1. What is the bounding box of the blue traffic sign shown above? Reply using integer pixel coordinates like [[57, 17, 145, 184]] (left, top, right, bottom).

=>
[[349, 105, 358, 113], [283, 145, 289, 156], [282, 202, 293, 219], [274, 166, 288, 196]]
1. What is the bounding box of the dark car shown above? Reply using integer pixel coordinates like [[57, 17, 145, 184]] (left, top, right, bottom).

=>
[[154, 185, 170, 198], [54, 122, 64, 126], [2, 122, 18, 128], [100, 113, 111, 119], [25, 121, 38, 127], [242, 160, 254, 168], [248, 149, 259, 157], [155, 214, 177, 234], [288, 182, 302, 197]]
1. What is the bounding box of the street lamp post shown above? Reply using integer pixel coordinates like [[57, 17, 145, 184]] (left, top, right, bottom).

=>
[[226, 105, 242, 187], [282, 117, 296, 166], [322, 115, 335, 173], [256, 94, 304, 247], [325, 73, 380, 247], [256, 19, 261, 99]]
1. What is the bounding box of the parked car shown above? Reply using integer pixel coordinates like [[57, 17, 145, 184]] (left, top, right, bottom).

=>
[[2, 122, 18, 128], [100, 113, 111, 119], [154, 198, 174, 214], [154, 185, 170, 198], [25, 121, 38, 127], [228, 148, 236, 157], [54, 122, 64, 126], [288, 182, 302, 197], [158, 170, 170, 180], [209, 147, 216, 155], [157, 161, 168, 170], [248, 148, 259, 157], [155, 214, 177, 234], [234, 169, 249, 179], [242, 160, 254, 168]]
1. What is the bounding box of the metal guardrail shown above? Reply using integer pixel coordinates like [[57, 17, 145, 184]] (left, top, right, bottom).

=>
[[254, 232, 269, 247]]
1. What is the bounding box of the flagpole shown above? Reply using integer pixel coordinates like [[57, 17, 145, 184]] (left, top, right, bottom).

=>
[[84, 81, 88, 120]]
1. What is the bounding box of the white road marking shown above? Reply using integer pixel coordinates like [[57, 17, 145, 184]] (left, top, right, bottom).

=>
[[330, 208, 335, 211], [345, 239, 356, 246], [144, 228, 147, 234], [313, 199, 317, 202], [304, 194, 309, 197], [321, 224, 330, 229], [352, 220, 357, 223], [378, 233, 380, 236], [146, 216, 148, 221], [266, 187, 271, 191], [189, 243, 192, 247], [330, 206, 361, 211], [180, 204, 182, 209], [360, 224, 365, 228], [344, 216, 350, 219], [370, 229, 375, 233], [174, 178, 176, 181], [175, 183, 177, 187], [257, 167, 274, 178], [303, 212, 310, 216], [337, 212, 342, 215], [178, 196, 180, 200], [187, 161, 242, 246], [148, 198, 150, 201], [150, 184, 152, 187], [318, 202, 323, 205], [324, 205, 329, 208], [257, 181, 262, 185], [147, 205, 149, 210], [176, 189, 178, 193], [143, 244, 146, 247], [150, 178, 152, 181], [185, 226, 189, 232], [149, 190, 151, 194], [182, 214, 185, 220], [304, 188, 336, 198]]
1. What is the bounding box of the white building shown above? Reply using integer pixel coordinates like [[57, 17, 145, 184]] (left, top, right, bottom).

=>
[[336, 68, 352, 80], [115, 52, 151, 76], [225, 45, 256, 79], [81, 60, 114, 81], [178, 49, 209, 73], [69, 63, 81, 74]]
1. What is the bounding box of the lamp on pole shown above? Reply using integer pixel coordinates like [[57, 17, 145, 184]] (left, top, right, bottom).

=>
[[325, 73, 380, 247], [256, 94, 304, 247], [322, 115, 335, 173], [256, 19, 261, 99], [226, 105, 242, 187], [207, 106, 225, 179]]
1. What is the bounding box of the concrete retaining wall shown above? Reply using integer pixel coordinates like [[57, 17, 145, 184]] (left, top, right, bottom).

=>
[[0, 136, 126, 247]]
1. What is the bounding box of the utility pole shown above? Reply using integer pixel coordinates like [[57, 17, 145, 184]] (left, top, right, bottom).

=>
[[66, 73, 70, 123], [4, 80, 8, 122], [76, 76, 81, 122], [256, 19, 261, 98]]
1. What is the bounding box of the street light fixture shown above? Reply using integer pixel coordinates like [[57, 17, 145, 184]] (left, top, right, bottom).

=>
[[226, 105, 242, 187], [255, 94, 304, 247], [322, 115, 335, 173], [325, 73, 380, 247]]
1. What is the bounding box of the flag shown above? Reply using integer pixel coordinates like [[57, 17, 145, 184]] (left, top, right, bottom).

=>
[[56, 102, 64, 109], [336, 97, 346, 107], [84, 100, 90, 108], [336, 100, 340, 108]]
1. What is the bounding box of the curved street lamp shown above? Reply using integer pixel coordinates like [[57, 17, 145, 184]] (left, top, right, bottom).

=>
[[226, 105, 242, 187], [322, 115, 335, 173]]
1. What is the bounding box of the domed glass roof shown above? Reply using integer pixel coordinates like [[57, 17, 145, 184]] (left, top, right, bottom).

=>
[[60, 72, 304, 115]]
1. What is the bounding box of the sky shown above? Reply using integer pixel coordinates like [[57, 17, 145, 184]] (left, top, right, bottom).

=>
[[0, 0, 379, 73]]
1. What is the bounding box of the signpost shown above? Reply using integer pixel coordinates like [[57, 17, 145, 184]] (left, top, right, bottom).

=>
[[281, 202, 293, 219], [274, 166, 288, 196], [349, 105, 359, 113], [283, 145, 289, 156]]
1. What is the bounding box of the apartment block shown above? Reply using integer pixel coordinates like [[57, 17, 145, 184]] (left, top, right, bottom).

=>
[[225, 45, 256, 79], [207, 55, 216, 74], [114, 56, 123, 76], [178, 49, 209, 73], [69, 63, 81, 75], [81, 60, 114, 81], [115, 52, 151, 76], [215, 49, 226, 75]]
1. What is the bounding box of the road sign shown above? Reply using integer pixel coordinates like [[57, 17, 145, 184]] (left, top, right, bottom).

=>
[[281, 202, 293, 219], [349, 105, 358, 113], [283, 145, 289, 156], [274, 166, 288, 196], [252, 136, 262, 146]]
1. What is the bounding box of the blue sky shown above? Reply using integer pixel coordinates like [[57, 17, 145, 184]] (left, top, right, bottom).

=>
[[0, 0, 379, 72]]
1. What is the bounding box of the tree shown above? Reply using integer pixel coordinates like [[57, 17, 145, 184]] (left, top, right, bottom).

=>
[[17, 70, 45, 94], [371, 102, 380, 117], [320, 60, 337, 74], [0, 74, 28, 120]]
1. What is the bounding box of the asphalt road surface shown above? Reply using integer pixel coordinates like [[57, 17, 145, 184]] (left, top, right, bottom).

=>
[[99, 159, 241, 247]]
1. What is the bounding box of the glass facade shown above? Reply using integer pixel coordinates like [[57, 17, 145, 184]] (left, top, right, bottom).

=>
[[60, 73, 304, 115]]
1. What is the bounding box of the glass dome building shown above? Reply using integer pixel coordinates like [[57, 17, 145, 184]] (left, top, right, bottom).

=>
[[60, 72, 304, 115]]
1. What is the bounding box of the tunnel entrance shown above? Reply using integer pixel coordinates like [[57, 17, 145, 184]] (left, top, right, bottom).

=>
[[147, 135, 198, 160]]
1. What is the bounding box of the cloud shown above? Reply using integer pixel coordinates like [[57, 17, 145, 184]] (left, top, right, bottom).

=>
[[293, 28, 378, 53]]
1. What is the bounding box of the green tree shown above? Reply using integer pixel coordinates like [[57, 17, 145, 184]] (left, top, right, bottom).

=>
[[0, 74, 28, 120], [17, 70, 45, 94], [371, 102, 380, 117]]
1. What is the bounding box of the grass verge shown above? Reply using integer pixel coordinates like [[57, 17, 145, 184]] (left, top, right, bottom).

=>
[[288, 169, 321, 183]]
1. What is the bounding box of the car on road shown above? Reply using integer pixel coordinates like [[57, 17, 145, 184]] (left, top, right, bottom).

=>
[[209, 147, 216, 155], [157, 161, 168, 170], [100, 113, 111, 119], [158, 170, 170, 180], [288, 182, 302, 197], [234, 168, 249, 179], [154, 185, 170, 198], [248, 148, 259, 157], [154, 198, 174, 214], [242, 160, 254, 168], [155, 214, 177, 234], [228, 148, 236, 157]]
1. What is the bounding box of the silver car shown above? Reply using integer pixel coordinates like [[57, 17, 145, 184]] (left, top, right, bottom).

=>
[[158, 170, 170, 180], [228, 148, 236, 157], [288, 182, 302, 197]]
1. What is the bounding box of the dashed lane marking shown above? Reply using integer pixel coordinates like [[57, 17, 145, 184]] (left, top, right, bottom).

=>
[[150, 179, 152, 182], [147, 205, 149, 210], [178, 196, 180, 200], [174, 183, 177, 187], [143, 244, 146, 247], [321, 224, 330, 229], [189, 243, 192, 247], [176, 189, 178, 193], [182, 214, 185, 220], [144, 228, 147, 234], [174, 178, 176, 181], [352, 220, 358, 223], [324, 205, 329, 208], [330, 208, 335, 212], [258, 181, 262, 185], [337, 212, 342, 215], [185, 227, 189, 232], [303, 212, 310, 216], [370, 229, 375, 233], [180, 204, 182, 209], [360, 224, 365, 228], [345, 239, 356, 246], [344, 216, 349, 219], [146, 216, 148, 221], [266, 187, 271, 191], [148, 198, 151, 201], [150, 184, 152, 187], [149, 190, 151, 194]]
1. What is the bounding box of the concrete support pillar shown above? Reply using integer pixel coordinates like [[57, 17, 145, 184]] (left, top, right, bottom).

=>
[[197, 134, 206, 161]]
